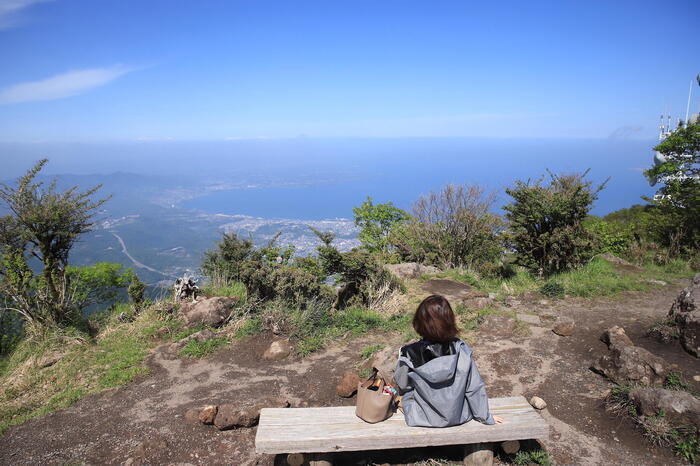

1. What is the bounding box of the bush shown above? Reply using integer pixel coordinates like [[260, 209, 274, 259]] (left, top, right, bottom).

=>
[[353, 196, 409, 255], [390, 184, 503, 270], [540, 281, 565, 298], [585, 217, 635, 256], [503, 170, 605, 276]]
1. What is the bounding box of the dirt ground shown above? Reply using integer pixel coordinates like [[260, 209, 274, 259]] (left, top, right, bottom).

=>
[[1, 279, 698, 466]]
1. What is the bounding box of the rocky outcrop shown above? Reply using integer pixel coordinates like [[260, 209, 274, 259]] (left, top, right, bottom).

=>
[[600, 326, 634, 348], [628, 387, 700, 429], [668, 273, 700, 357], [384, 262, 440, 280], [592, 343, 667, 386], [179, 296, 238, 327], [262, 339, 293, 361]]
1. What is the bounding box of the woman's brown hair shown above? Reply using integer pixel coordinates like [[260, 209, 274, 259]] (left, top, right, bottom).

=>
[[412, 295, 459, 342]]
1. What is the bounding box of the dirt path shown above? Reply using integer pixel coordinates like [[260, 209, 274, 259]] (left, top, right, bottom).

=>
[[1, 281, 698, 465]]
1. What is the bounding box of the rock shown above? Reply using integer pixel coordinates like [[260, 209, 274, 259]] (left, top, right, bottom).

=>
[[420, 278, 488, 304], [214, 404, 259, 430], [384, 262, 440, 280], [628, 387, 700, 429], [133, 436, 169, 458], [462, 296, 496, 309], [592, 344, 668, 386], [529, 396, 547, 410], [640, 278, 667, 286], [336, 371, 361, 398], [184, 408, 201, 424], [668, 273, 700, 357], [213, 398, 289, 431], [598, 253, 642, 271], [479, 313, 518, 336], [693, 375, 700, 382], [552, 317, 575, 336], [287, 453, 305, 466], [263, 339, 293, 361], [371, 344, 401, 383], [170, 328, 216, 351], [464, 442, 494, 466], [600, 326, 634, 348], [36, 352, 64, 369], [501, 440, 520, 454], [198, 405, 218, 424], [647, 323, 678, 344], [180, 296, 238, 327]]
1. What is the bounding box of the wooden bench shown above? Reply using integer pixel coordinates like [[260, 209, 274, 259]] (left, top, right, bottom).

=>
[[255, 396, 548, 465]]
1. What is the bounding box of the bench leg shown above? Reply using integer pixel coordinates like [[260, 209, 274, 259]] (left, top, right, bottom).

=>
[[463, 442, 494, 466]]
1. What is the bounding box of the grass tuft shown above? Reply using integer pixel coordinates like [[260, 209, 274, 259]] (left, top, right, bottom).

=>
[[179, 337, 228, 358]]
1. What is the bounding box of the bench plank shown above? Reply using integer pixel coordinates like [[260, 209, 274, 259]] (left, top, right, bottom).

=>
[[255, 396, 548, 454]]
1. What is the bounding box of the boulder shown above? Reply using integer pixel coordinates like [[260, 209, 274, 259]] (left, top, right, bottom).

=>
[[552, 317, 575, 336], [214, 404, 258, 430], [180, 297, 238, 327], [263, 339, 293, 361], [420, 279, 488, 304], [336, 371, 361, 398], [370, 344, 401, 383], [628, 387, 700, 429], [600, 326, 634, 348], [668, 273, 700, 357], [198, 405, 218, 425], [214, 398, 289, 430], [529, 396, 547, 410], [384, 262, 440, 280], [592, 344, 668, 386]]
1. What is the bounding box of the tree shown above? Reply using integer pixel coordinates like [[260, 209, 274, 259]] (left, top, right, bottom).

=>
[[0, 159, 109, 334], [353, 197, 409, 254], [503, 171, 605, 276], [645, 121, 700, 254], [390, 184, 503, 270]]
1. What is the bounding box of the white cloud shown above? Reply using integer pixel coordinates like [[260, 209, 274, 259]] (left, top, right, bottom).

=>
[[0, 0, 53, 30], [0, 65, 132, 104]]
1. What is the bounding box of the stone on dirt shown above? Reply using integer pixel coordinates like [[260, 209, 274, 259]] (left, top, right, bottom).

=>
[[336, 371, 361, 398], [198, 405, 218, 424], [668, 273, 700, 357], [529, 396, 547, 410], [501, 439, 520, 454], [628, 387, 700, 429], [214, 404, 258, 430], [592, 344, 667, 386], [179, 296, 238, 327], [263, 339, 293, 361], [371, 344, 402, 382], [384, 262, 440, 280], [552, 316, 575, 336], [600, 326, 634, 348]]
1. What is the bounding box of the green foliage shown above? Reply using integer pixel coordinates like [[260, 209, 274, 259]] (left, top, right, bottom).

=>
[[390, 184, 502, 271], [127, 275, 146, 311], [65, 262, 134, 311], [353, 196, 409, 255], [539, 281, 565, 298], [201, 280, 246, 299], [0, 159, 109, 334], [674, 435, 699, 464], [503, 170, 605, 276], [513, 450, 552, 465], [179, 337, 228, 358], [585, 216, 635, 255], [359, 344, 384, 359], [235, 316, 263, 337], [664, 370, 699, 396], [646, 121, 700, 254]]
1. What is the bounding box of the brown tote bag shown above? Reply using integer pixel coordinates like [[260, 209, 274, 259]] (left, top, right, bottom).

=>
[[355, 369, 394, 423]]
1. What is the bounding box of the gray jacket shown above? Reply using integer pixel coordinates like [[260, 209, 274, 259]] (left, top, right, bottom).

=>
[[394, 339, 495, 427]]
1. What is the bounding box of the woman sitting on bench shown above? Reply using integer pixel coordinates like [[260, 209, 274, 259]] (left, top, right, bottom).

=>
[[394, 294, 505, 427]]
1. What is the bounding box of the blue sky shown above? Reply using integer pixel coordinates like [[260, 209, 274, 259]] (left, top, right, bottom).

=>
[[0, 0, 698, 142]]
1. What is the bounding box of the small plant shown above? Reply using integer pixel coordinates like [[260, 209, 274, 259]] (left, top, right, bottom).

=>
[[359, 344, 384, 360], [674, 434, 699, 464], [513, 449, 552, 465], [539, 281, 565, 298], [179, 337, 228, 358], [664, 370, 698, 395], [235, 316, 263, 338]]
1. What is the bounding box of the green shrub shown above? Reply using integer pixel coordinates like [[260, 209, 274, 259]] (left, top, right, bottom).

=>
[[585, 217, 635, 255], [540, 281, 565, 298], [503, 170, 605, 276], [513, 450, 552, 465], [235, 316, 263, 338], [353, 196, 409, 255]]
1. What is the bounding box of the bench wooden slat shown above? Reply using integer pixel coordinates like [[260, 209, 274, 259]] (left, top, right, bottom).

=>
[[255, 396, 548, 454]]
